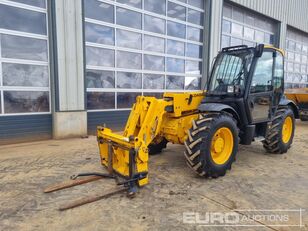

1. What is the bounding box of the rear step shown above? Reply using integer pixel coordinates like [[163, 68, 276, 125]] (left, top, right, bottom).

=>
[[253, 136, 265, 142]]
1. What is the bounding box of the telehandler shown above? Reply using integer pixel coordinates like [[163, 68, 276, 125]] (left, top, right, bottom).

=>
[[97, 44, 298, 189], [45, 44, 298, 210]]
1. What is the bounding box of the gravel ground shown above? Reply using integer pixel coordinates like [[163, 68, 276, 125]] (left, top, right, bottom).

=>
[[0, 121, 308, 231]]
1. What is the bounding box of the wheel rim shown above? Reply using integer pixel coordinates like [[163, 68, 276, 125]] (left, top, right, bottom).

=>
[[282, 116, 293, 144], [210, 127, 234, 165]]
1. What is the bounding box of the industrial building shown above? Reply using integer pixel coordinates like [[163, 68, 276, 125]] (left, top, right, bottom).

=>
[[0, 0, 308, 144]]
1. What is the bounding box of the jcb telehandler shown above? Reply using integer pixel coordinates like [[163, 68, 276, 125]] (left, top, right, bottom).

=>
[[45, 44, 299, 210], [97, 44, 298, 190]]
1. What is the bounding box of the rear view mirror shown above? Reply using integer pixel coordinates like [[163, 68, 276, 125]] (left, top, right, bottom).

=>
[[255, 44, 264, 57]]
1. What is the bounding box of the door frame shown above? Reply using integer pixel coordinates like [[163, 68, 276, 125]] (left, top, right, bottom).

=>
[[245, 48, 277, 124]]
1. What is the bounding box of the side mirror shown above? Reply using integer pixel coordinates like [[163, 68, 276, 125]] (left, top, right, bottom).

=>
[[255, 44, 264, 57]]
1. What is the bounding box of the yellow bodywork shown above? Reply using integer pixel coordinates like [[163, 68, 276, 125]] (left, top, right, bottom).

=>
[[285, 88, 308, 104], [264, 45, 285, 56], [285, 88, 308, 119], [97, 91, 204, 186]]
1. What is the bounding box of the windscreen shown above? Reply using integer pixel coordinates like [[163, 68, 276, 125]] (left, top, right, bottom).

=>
[[208, 50, 254, 94]]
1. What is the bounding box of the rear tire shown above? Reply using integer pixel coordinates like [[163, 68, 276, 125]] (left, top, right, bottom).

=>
[[262, 107, 295, 154], [148, 138, 168, 155], [300, 114, 308, 121], [184, 113, 238, 178]]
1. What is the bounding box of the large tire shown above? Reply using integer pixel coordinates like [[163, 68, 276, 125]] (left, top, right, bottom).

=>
[[262, 107, 295, 154], [184, 113, 238, 178], [148, 138, 168, 155]]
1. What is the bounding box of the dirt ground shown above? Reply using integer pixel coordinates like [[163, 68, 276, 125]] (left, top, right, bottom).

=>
[[0, 122, 308, 231]]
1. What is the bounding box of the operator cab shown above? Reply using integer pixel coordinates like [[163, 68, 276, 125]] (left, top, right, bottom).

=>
[[203, 44, 285, 123], [207, 45, 254, 97], [200, 44, 297, 144]]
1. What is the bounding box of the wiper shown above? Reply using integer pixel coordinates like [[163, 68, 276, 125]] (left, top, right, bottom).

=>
[[232, 69, 244, 85]]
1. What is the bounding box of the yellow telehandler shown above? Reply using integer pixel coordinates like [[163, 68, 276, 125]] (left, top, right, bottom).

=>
[[45, 44, 299, 210], [97, 44, 298, 191]]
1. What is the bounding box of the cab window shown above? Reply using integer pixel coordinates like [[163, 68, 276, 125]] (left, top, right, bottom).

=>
[[273, 52, 284, 92], [250, 51, 273, 93]]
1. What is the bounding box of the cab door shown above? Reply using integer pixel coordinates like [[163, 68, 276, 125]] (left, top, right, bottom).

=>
[[247, 51, 274, 123]]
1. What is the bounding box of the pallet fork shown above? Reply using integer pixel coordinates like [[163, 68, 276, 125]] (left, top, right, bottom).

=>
[[44, 171, 147, 210]]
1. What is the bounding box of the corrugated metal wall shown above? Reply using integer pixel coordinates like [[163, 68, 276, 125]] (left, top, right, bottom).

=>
[[230, 0, 308, 33], [0, 115, 52, 145]]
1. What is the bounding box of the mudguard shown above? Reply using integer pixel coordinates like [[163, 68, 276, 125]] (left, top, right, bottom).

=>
[[198, 103, 240, 122], [279, 96, 299, 119]]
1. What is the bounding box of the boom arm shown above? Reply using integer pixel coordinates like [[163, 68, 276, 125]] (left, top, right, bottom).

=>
[[97, 92, 204, 187]]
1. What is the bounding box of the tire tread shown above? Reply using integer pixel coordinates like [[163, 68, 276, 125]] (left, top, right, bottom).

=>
[[184, 112, 238, 177], [262, 107, 295, 154]]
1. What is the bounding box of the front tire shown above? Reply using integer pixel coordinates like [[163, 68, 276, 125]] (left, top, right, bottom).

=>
[[148, 138, 168, 155], [184, 113, 238, 178], [262, 107, 295, 154]]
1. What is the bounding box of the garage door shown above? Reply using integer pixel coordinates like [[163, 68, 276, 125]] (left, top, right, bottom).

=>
[[84, 0, 206, 133], [221, 3, 277, 48], [285, 27, 308, 89], [0, 0, 52, 145]]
